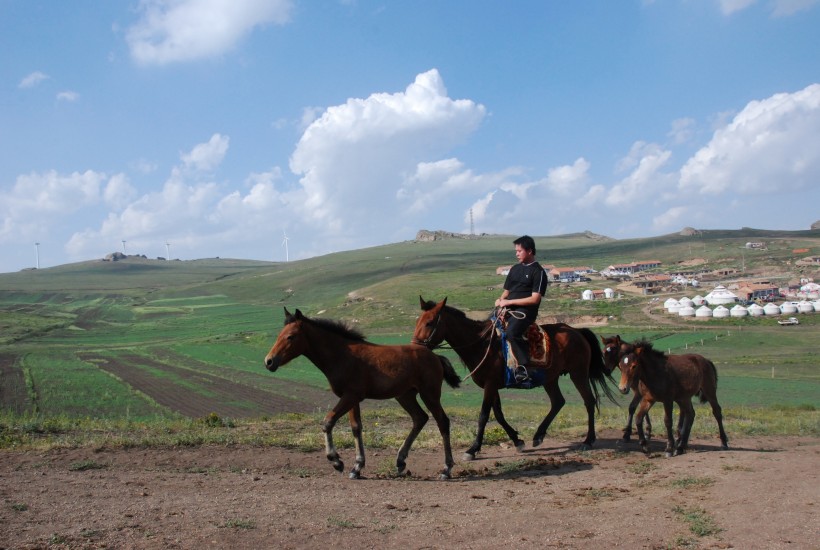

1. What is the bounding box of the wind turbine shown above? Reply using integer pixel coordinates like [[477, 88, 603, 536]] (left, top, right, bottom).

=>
[[121, 240, 127, 254], [35, 242, 40, 269], [282, 231, 290, 262], [165, 241, 171, 260]]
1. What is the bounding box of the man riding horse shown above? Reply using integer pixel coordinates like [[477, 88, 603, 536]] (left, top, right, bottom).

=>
[[494, 235, 548, 382]]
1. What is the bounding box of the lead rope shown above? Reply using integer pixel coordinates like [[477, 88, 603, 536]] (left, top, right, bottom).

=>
[[461, 307, 519, 383]]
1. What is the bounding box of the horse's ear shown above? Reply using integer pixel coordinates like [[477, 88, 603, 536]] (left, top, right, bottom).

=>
[[283, 307, 294, 324], [294, 309, 304, 320], [419, 295, 427, 309], [441, 297, 447, 307]]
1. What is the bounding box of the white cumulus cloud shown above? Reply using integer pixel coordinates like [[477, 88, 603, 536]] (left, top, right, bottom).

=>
[[679, 83, 820, 195], [19, 71, 49, 88], [126, 0, 293, 65]]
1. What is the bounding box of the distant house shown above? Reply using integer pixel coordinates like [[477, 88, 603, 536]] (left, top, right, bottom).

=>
[[745, 242, 766, 249], [604, 260, 662, 276], [736, 282, 779, 302], [631, 274, 671, 294]]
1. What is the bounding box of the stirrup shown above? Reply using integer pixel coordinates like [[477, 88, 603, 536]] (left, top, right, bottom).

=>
[[514, 366, 529, 382]]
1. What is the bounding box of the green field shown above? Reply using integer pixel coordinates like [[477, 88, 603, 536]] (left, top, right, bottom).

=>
[[1, 229, 818, 449]]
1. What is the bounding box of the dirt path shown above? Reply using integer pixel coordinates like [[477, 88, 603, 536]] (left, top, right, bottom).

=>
[[1, 432, 817, 549]]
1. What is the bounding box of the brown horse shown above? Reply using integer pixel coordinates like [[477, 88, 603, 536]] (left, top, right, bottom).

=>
[[601, 335, 653, 441], [413, 297, 616, 459], [264, 308, 460, 479], [616, 339, 729, 457]]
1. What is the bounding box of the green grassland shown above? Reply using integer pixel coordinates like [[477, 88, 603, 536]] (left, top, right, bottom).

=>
[[0, 229, 818, 450]]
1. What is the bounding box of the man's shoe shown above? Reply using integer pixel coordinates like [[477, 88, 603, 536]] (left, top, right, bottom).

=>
[[514, 366, 529, 382]]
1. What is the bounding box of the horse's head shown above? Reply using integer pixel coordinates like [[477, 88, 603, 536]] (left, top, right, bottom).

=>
[[602, 335, 633, 374], [264, 307, 307, 372], [616, 345, 645, 394], [411, 296, 447, 348]]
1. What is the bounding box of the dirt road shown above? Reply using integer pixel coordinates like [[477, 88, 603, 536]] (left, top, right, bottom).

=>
[[1, 432, 817, 549]]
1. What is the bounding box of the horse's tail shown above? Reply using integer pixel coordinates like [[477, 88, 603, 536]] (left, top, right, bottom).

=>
[[438, 355, 461, 389], [577, 327, 620, 409], [698, 358, 719, 404]]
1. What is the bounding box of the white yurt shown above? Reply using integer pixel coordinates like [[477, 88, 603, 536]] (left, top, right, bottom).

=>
[[581, 289, 594, 301], [747, 303, 765, 316], [730, 304, 748, 317], [664, 298, 680, 310], [812, 300, 820, 312], [797, 301, 814, 314], [704, 285, 738, 305], [692, 295, 706, 306], [763, 303, 781, 316], [800, 282, 820, 299], [695, 305, 713, 318], [604, 288, 615, 299], [780, 302, 798, 315], [678, 305, 696, 317], [679, 297, 694, 308], [713, 305, 730, 318]]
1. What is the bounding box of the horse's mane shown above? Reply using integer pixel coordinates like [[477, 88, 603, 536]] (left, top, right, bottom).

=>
[[633, 338, 667, 362], [289, 314, 367, 342], [420, 299, 479, 322]]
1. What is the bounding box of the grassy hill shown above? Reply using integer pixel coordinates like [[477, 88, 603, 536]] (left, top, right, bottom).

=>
[[1, 229, 818, 449]]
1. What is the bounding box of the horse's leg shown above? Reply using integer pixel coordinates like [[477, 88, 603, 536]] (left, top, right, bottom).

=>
[[532, 379, 565, 448], [491, 398, 525, 453], [568, 371, 598, 449], [623, 392, 640, 442], [674, 399, 696, 456], [347, 404, 366, 479], [662, 401, 676, 457], [706, 393, 729, 450], [464, 388, 504, 461], [418, 390, 455, 480], [394, 392, 429, 476], [635, 398, 653, 453], [322, 396, 357, 474]]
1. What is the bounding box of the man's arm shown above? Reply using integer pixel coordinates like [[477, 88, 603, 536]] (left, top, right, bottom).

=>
[[496, 292, 541, 308]]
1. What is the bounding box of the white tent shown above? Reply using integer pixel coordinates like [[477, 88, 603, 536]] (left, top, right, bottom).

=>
[[713, 305, 730, 318], [581, 289, 594, 300], [797, 301, 814, 314], [730, 305, 748, 317], [747, 303, 765, 316], [604, 288, 615, 298], [704, 285, 738, 305], [692, 295, 706, 306], [678, 305, 695, 317], [763, 303, 781, 315], [780, 302, 798, 314], [695, 305, 713, 318]]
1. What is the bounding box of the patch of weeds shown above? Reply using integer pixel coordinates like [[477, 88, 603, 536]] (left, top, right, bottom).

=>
[[80, 529, 101, 538], [11, 503, 28, 512], [327, 516, 360, 529], [49, 534, 69, 545], [583, 487, 614, 499], [627, 461, 657, 474], [670, 476, 715, 489], [672, 534, 700, 548], [200, 412, 235, 428], [672, 505, 722, 537], [721, 463, 753, 472], [221, 518, 256, 530], [284, 465, 314, 478], [68, 460, 107, 472]]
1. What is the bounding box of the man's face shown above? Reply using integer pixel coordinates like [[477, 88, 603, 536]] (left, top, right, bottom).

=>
[[514, 244, 534, 263]]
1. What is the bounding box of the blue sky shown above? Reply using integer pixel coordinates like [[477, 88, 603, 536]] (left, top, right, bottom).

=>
[[2, 0, 819, 272]]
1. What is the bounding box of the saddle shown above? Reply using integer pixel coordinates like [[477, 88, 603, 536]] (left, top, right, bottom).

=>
[[494, 313, 553, 370]]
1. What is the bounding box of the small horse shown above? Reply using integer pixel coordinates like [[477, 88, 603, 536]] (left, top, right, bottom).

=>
[[264, 308, 460, 479], [616, 340, 729, 457], [413, 297, 617, 459], [601, 335, 653, 441]]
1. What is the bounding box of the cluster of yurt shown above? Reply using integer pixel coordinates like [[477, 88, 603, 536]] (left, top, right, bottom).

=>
[[580, 288, 615, 301], [663, 286, 819, 318]]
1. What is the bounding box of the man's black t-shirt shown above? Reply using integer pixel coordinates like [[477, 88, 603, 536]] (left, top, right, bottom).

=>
[[504, 261, 548, 314]]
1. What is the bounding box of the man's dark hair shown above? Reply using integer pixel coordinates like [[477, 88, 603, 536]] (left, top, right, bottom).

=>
[[513, 235, 536, 255]]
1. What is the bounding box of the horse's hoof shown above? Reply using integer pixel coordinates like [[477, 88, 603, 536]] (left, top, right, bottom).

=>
[[349, 470, 361, 479], [514, 441, 526, 453], [532, 437, 543, 448], [439, 468, 452, 480], [665, 451, 673, 458], [462, 452, 476, 462], [578, 443, 591, 452], [333, 460, 345, 472]]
